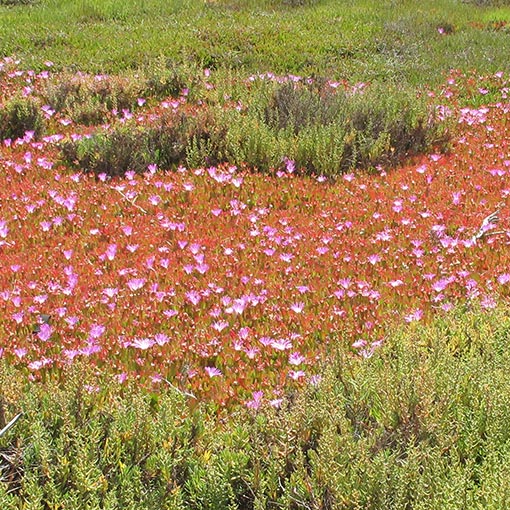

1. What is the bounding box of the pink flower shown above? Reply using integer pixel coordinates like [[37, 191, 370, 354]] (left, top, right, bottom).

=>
[[89, 324, 105, 339], [205, 366, 222, 377], [185, 290, 201, 306], [196, 263, 209, 274], [497, 273, 510, 285], [212, 320, 229, 332], [480, 294, 496, 310], [37, 323, 52, 341], [127, 278, 146, 291], [231, 299, 247, 315], [367, 254, 381, 265], [352, 338, 367, 349], [309, 374, 322, 386], [14, 348, 27, 359], [154, 333, 169, 346], [28, 358, 52, 371], [80, 343, 101, 356], [103, 287, 118, 298], [404, 308, 423, 323], [290, 302, 304, 314], [104, 244, 117, 261], [270, 338, 292, 351], [12, 311, 24, 324], [289, 352, 306, 365], [130, 337, 155, 350], [246, 390, 264, 410], [432, 278, 451, 293], [0, 220, 8, 238], [289, 370, 306, 381], [116, 372, 128, 383]]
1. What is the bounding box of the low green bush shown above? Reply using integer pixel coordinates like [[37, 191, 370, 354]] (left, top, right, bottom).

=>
[[211, 79, 451, 176], [43, 73, 143, 125], [61, 78, 450, 177], [0, 96, 44, 140], [142, 58, 202, 100], [60, 109, 226, 176], [43, 62, 201, 126]]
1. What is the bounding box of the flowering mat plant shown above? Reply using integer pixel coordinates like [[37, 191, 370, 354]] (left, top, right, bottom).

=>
[[1, 58, 510, 408]]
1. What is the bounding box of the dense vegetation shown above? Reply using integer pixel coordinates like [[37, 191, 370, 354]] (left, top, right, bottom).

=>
[[2, 0, 510, 508], [3, 307, 510, 509]]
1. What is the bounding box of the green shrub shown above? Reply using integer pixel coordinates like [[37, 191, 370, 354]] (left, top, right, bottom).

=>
[[263, 80, 341, 134], [44, 72, 144, 125], [59, 77, 450, 177], [212, 80, 451, 176], [60, 109, 226, 176], [141, 58, 202, 100], [0, 96, 44, 140]]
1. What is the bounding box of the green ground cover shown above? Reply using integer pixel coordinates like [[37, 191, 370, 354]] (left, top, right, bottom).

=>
[[0, 0, 510, 85]]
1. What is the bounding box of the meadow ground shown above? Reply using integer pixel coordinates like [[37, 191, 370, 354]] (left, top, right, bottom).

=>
[[3, 0, 510, 508]]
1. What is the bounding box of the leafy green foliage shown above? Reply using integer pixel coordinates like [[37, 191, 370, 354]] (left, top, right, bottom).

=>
[[60, 109, 225, 176], [43, 73, 143, 125]]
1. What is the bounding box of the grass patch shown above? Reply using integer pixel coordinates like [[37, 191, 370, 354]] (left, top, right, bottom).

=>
[[2, 306, 510, 508], [1, 0, 510, 87]]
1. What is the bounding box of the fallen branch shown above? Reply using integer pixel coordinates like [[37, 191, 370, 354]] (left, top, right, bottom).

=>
[[472, 208, 503, 243], [162, 378, 197, 400], [111, 187, 148, 214], [0, 413, 23, 439]]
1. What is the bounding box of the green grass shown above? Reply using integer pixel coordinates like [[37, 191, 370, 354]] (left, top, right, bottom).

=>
[[2, 306, 510, 509], [1, 0, 510, 86]]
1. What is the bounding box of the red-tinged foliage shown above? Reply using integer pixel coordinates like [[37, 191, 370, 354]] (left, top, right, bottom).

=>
[[2, 57, 510, 406]]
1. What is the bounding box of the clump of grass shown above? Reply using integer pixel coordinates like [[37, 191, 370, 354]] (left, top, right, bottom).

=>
[[2, 306, 510, 508], [0, 95, 44, 140]]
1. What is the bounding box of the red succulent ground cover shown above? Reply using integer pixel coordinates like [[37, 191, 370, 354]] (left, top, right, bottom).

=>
[[1, 58, 510, 407]]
